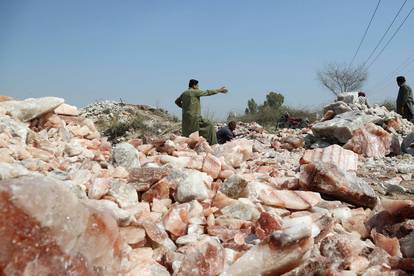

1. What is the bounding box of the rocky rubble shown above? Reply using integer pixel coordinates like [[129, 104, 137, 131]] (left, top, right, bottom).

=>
[[81, 100, 180, 142], [1, 95, 414, 275]]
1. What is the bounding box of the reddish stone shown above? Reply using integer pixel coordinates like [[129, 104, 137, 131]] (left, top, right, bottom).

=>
[[344, 123, 392, 158], [301, 144, 358, 172], [202, 153, 221, 179], [141, 180, 170, 202], [0, 176, 122, 275], [255, 212, 283, 240], [175, 237, 225, 276]]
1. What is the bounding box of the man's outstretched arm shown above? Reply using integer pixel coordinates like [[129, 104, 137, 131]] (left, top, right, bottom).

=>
[[196, 86, 228, 97]]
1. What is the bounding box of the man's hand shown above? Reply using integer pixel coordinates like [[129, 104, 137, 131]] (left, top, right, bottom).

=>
[[218, 86, 228, 93]]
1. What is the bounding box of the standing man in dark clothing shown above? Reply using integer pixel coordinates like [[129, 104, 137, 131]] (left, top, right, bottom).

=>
[[216, 121, 236, 144], [396, 76, 414, 121], [175, 79, 228, 145]]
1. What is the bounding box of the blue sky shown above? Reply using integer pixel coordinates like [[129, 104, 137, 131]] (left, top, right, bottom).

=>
[[1, 0, 414, 118]]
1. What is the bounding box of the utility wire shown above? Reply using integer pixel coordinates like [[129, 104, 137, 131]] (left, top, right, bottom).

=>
[[362, 0, 408, 67], [350, 0, 382, 66], [366, 6, 414, 69], [369, 52, 414, 90]]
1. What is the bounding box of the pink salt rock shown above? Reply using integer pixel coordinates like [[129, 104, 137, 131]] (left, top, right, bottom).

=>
[[225, 227, 313, 275], [341, 207, 371, 238], [215, 139, 253, 168], [202, 153, 221, 179], [0, 176, 122, 275], [128, 138, 143, 149], [219, 169, 234, 180], [125, 247, 169, 276], [88, 178, 111, 199], [175, 236, 225, 276], [344, 123, 392, 158], [162, 203, 191, 237], [54, 103, 79, 116], [280, 136, 305, 149], [137, 144, 154, 155], [300, 144, 358, 172], [120, 226, 146, 247], [300, 162, 377, 208], [141, 180, 170, 202], [256, 185, 322, 210], [255, 212, 283, 240], [141, 219, 177, 251], [128, 167, 170, 187], [112, 166, 129, 178], [371, 229, 402, 257]]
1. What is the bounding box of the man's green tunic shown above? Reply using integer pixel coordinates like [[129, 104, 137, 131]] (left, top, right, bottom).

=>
[[396, 84, 414, 121], [175, 88, 219, 145]]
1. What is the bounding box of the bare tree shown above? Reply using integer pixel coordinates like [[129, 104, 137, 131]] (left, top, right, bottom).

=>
[[317, 63, 368, 96]]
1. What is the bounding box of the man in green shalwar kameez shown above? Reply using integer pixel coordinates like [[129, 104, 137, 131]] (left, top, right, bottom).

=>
[[396, 76, 414, 122], [175, 79, 228, 145]]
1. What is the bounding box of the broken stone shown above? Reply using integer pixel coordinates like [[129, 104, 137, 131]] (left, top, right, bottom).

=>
[[54, 103, 79, 116], [221, 199, 260, 221], [250, 182, 322, 210], [224, 227, 313, 275], [0, 97, 64, 122], [108, 180, 138, 209], [64, 140, 84, 157], [0, 163, 29, 180], [301, 144, 358, 172], [219, 174, 248, 199], [344, 123, 392, 158], [128, 166, 169, 191], [323, 101, 353, 115], [88, 178, 111, 199], [175, 170, 211, 203], [113, 143, 140, 171], [120, 226, 146, 247], [214, 139, 253, 168], [202, 153, 221, 179], [0, 176, 122, 275], [300, 162, 377, 208], [175, 236, 225, 276], [162, 202, 191, 237], [312, 111, 381, 143]]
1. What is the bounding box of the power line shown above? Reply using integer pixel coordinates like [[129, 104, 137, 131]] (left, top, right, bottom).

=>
[[362, 0, 408, 67], [366, 6, 414, 69], [349, 0, 382, 66], [369, 52, 414, 90]]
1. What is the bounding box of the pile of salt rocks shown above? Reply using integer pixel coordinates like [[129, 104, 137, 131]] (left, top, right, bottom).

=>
[[1, 96, 414, 275]]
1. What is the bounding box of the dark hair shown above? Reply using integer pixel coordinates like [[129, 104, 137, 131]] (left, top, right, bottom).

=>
[[228, 121, 237, 129], [358, 92, 366, 97], [397, 76, 406, 84], [189, 79, 199, 88]]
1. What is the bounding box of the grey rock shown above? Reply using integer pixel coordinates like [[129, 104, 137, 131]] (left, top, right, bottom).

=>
[[385, 183, 406, 194], [400, 232, 414, 258], [113, 142, 140, 170], [323, 101, 352, 115], [220, 174, 248, 199], [312, 111, 381, 143]]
